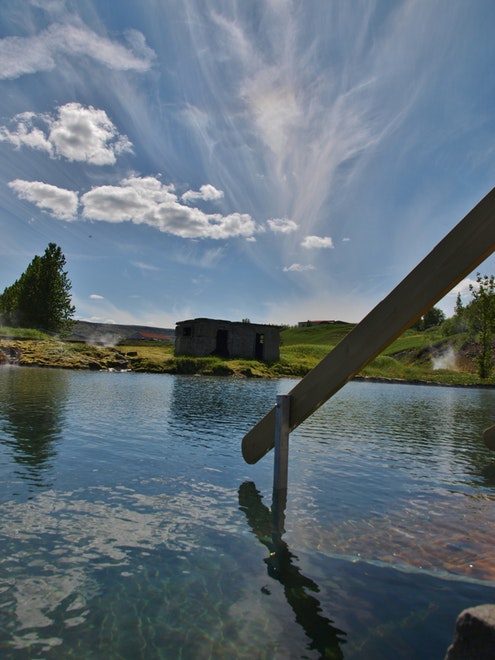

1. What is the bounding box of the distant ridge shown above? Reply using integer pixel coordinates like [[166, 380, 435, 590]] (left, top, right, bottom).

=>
[[69, 320, 175, 344]]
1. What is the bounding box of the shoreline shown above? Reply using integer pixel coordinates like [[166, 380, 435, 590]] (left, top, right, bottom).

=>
[[2, 336, 495, 390], [352, 375, 495, 390], [3, 359, 495, 391]]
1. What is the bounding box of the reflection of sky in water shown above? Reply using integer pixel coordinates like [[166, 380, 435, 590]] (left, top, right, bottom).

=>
[[2, 371, 495, 657], [0, 480, 255, 653]]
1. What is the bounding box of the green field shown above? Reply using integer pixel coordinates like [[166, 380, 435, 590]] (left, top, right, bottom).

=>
[[1, 322, 492, 386]]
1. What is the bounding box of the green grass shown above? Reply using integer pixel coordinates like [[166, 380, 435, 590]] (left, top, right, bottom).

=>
[[278, 323, 492, 386], [0, 326, 51, 340], [281, 322, 355, 346], [1, 323, 494, 386]]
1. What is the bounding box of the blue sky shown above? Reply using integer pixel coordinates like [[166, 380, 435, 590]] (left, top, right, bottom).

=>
[[1, 0, 495, 328]]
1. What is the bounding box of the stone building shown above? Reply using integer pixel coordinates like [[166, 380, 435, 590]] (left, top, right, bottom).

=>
[[175, 318, 281, 361]]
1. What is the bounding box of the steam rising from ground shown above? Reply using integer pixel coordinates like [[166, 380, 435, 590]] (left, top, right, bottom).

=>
[[431, 345, 458, 371]]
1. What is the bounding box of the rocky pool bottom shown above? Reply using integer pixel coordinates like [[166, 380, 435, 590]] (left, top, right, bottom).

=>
[[1, 368, 495, 657]]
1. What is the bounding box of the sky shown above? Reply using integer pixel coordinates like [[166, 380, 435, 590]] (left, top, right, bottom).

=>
[[1, 0, 495, 329]]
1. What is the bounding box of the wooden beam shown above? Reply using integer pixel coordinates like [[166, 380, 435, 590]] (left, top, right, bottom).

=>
[[242, 187, 495, 464]]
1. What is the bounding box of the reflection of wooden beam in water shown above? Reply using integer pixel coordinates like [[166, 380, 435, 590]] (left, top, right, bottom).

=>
[[243, 186, 495, 464], [238, 481, 346, 659], [483, 424, 495, 450]]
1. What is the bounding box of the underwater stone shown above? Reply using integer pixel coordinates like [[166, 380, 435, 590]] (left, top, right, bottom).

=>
[[445, 604, 495, 659]]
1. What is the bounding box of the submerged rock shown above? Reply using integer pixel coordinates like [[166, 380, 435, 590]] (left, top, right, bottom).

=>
[[445, 604, 495, 659], [0, 346, 20, 364]]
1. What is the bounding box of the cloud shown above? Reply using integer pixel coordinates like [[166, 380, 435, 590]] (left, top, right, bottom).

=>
[[267, 217, 298, 234], [131, 262, 161, 272], [173, 247, 225, 269], [0, 22, 154, 80], [0, 112, 52, 153], [9, 175, 259, 239], [31, 0, 66, 10], [301, 235, 334, 249], [8, 179, 78, 220], [452, 277, 478, 296], [283, 263, 315, 272], [208, 4, 385, 232], [0, 103, 132, 165], [81, 176, 258, 240], [89, 294, 104, 300], [181, 184, 224, 203]]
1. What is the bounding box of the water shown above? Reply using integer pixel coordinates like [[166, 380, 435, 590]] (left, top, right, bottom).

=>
[[1, 367, 495, 658]]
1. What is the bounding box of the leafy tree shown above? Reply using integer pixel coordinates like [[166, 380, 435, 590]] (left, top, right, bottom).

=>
[[422, 306, 445, 330], [412, 306, 445, 331], [0, 243, 75, 334], [442, 291, 468, 336], [0, 278, 21, 326], [467, 273, 495, 378]]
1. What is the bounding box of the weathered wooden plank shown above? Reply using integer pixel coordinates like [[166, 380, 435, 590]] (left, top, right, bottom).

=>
[[242, 187, 495, 464]]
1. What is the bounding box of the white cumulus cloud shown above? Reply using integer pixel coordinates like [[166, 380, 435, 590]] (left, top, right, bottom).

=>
[[267, 217, 299, 233], [181, 184, 224, 203], [0, 111, 52, 153], [301, 235, 334, 249], [80, 176, 259, 240], [0, 103, 132, 165], [8, 179, 78, 220], [8, 173, 260, 240]]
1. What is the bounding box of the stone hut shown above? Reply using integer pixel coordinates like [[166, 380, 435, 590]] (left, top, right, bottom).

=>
[[175, 318, 281, 361]]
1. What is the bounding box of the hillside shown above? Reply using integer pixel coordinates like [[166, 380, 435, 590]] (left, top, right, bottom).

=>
[[1, 321, 493, 386], [68, 320, 175, 344]]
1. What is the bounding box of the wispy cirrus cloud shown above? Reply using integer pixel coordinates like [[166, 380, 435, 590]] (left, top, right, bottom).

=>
[[0, 22, 154, 80], [283, 263, 315, 272], [131, 262, 161, 272], [201, 1, 389, 234], [0, 103, 132, 165]]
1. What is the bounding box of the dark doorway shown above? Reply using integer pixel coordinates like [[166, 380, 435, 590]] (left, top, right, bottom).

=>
[[215, 329, 229, 357], [255, 333, 264, 360]]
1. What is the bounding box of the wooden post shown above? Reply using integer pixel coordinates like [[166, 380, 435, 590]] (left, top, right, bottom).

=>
[[273, 394, 290, 492], [272, 394, 290, 536]]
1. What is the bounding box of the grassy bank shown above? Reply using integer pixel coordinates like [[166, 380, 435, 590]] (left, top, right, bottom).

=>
[[0, 323, 493, 386]]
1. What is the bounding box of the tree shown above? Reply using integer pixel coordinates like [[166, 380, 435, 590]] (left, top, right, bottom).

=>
[[0, 243, 75, 334], [468, 273, 495, 378], [422, 306, 445, 330], [412, 306, 445, 331]]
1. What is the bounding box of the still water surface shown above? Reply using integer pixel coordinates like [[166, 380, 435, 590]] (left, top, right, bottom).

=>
[[1, 367, 495, 658]]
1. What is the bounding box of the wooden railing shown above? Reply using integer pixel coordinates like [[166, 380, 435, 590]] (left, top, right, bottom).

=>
[[242, 187, 495, 465]]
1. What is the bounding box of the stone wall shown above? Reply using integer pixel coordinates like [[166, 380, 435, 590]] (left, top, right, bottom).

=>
[[175, 318, 280, 361]]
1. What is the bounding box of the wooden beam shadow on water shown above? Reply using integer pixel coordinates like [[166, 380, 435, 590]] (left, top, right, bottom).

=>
[[238, 481, 346, 659]]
